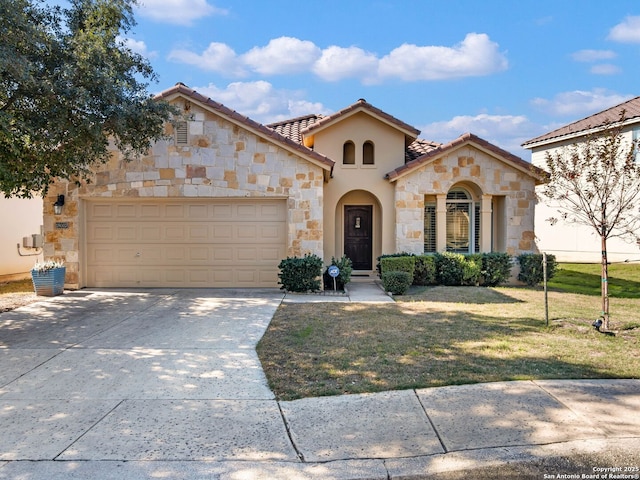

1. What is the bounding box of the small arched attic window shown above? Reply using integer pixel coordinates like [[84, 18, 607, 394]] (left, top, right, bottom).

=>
[[343, 141, 355, 165], [363, 141, 374, 165]]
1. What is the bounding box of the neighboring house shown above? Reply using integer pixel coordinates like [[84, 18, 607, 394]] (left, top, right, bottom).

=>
[[0, 196, 43, 281], [522, 96, 640, 263], [43, 83, 545, 289]]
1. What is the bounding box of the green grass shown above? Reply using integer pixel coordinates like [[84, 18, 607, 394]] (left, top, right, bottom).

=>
[[548, 262, 640, 298], [258, 276, 640, 400]]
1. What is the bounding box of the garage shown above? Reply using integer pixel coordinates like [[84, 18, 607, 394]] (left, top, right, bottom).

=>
[[84, 199, 287, 288]]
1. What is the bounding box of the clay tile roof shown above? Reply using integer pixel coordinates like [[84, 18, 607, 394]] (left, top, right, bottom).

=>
[[301, 98, 421, 139], [387, 133, 546, 184], [522, 96, 640, 147], [266, 114, 325, 145], [406, 138, 442, 162], [154, 83, 334, 170]]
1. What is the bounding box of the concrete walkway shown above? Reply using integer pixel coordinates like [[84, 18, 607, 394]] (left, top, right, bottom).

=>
[[0, 285, 638, 479]]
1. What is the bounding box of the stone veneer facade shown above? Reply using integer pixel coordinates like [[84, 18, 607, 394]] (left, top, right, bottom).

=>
[[43, 104, 326, 289], [393, 146, 537, 255]]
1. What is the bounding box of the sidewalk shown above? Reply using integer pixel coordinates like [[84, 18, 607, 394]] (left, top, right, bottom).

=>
[[0, 286, 638, 479], [283, 279, 395, 303]]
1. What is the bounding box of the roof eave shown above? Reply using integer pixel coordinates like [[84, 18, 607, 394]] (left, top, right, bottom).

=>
[[522, 117, 640, 150]]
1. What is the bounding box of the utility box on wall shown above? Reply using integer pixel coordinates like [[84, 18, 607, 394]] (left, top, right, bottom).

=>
[[23, 234, 44, 249]]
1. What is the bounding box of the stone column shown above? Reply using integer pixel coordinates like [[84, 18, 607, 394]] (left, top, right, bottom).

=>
[[481, 194, 493, 252], [436, 194, 447, 252]]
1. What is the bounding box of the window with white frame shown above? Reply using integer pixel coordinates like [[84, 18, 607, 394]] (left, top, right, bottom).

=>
[[446, 188, 478, 254]]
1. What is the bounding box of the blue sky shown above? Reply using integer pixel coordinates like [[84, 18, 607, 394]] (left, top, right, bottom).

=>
[[122, 0, 640, 158]]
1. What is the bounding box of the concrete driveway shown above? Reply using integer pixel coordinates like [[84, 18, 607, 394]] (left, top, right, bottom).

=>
[[0, 289, 300, 464]]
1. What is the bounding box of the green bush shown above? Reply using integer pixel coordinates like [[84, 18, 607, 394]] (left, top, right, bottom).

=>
[[278, 253, 323, 292], [517, 253, 558, 286], [413, 255, 437, 285], [481, 252, 513, 286], [462, 254, 483, 286], [376, 252, 412, 277], [380, 256, 416, 284], [434, 252, 465, 285], [323, 255, 353, 291], [382, 271, 412, 295]]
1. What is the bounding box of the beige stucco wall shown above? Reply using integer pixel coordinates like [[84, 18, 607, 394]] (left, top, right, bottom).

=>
[[42, 100, 326, 288], [394, 145, 538, 256], [0, 197, 43, 280], [312, 112, 405, 265]]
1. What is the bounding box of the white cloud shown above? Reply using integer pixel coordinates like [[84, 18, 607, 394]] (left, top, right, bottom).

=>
[[530, 89, 633, 117], [169, 34, 508, 83], [608, 15, 640, 43], [378, 33, 508, 81], [590, 64, 622, 75], [168, 42, 246, 77], [135, 0, 227, 26], [119, 37, 157, 59], [312, 46, 379, 82], [193, 81, 330, 123], [419, 113, 538, 157], [241, 37, 321, 75], [571, 49, 617, 62]]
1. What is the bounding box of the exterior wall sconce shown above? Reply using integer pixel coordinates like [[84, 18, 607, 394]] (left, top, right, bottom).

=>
[[355, 216, 361, 229], [53, 194, 65, 215]]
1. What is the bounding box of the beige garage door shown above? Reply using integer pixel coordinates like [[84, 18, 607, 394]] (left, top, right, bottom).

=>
[[85, 199, 287, 288]]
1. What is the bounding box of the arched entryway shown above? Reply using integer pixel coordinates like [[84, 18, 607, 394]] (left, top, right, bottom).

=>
[[335, 190, 382, 272]]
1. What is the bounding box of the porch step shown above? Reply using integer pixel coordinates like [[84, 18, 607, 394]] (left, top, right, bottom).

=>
[[349, 273, 378, 283]]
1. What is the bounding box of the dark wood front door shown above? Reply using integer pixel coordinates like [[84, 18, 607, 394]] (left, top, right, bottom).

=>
[[344, 205, 373, 270]]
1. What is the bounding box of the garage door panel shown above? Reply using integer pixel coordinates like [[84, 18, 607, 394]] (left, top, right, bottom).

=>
[[188, 225, 209, 240], [165, 204, 185, 217], [116, 205, 137, 218], [116, 227, 137, 242], [86, 199, 287, 288], [140, 204, 161, 217], [140, 225, 163, 241]]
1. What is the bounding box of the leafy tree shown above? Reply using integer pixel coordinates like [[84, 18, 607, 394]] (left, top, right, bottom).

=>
[[0, 0, 177, 197], [541, 114, 640, 330]]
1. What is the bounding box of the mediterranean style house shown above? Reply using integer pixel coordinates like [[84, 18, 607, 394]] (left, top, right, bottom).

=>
[[43, 83, 545, 289], [522, 96, 640, 263]]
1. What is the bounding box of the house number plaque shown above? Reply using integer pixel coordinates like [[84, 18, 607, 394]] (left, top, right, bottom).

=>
[[55, 222, 69, 229]]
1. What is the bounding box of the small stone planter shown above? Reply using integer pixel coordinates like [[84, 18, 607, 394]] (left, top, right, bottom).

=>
[[31, 267, 66, 296]]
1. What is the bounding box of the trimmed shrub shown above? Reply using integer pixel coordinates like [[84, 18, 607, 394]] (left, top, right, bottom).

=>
[[517, 253, 558, 286], [323, 255, 353, 291], [413, 255, 437, 286], [462, 254, 483, 286], [382, 271, 412, 295], [434, 252, 465, 285], [278, 253, 323, 292], [380, 256, 416, 284], [376, 252, 412, 277], [481, 252, 513, 286]]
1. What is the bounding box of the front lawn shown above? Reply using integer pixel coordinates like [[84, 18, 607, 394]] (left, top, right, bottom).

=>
[[548, 262, 640, 298], [257, 281, 640, 401]]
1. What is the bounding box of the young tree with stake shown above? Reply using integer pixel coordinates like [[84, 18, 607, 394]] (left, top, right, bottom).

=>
[[542, 114, 640, 330]]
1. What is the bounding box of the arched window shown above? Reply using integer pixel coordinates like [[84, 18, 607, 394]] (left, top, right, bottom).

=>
[[343, 141, 355, 165], [363, 141, 374, 165], [446, 188, 479, 253]]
